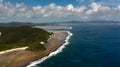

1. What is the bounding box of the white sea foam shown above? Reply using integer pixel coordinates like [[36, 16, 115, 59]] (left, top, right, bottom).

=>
[[26, 31, 73, 67]]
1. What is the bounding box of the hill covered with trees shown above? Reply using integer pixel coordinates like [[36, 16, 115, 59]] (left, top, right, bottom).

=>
[[0, 26, 51, 51]]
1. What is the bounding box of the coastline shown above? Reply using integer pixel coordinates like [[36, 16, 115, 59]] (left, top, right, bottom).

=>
[[27, 31, 72, 67], [0, 31, 72, 67]]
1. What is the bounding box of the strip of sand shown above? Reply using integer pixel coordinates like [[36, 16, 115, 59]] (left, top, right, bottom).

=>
[[0, 31, 68, 67], [0, 47, 28, 55]]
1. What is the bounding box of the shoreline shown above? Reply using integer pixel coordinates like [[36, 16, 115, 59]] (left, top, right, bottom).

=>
[[0, 31, 72, 67], [27, 31, 72, 67]]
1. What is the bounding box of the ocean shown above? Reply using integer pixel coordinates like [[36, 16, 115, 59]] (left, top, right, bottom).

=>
[[28, 23, 120, 67]]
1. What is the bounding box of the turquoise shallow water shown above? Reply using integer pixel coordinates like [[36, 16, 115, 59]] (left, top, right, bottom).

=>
[[36, 23, 120, 67]]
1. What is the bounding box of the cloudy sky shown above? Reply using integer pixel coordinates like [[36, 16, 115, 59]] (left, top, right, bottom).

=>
[[0, 0, 120, 22]]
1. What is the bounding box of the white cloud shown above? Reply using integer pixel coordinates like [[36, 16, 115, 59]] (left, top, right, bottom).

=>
[[0, 1, 120, 22], [67, 4, 74, 11], [76, 0, 85, 3], [86, 2, 101, 15], [118, 5, 120, 10], [91, 2, 101, 12], [0, 2, 16, 17], [33, 6, 42, 10], [76, 0, 95, 3]]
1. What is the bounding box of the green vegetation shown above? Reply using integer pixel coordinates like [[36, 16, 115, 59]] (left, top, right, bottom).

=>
[[0, 26, 51, 51]]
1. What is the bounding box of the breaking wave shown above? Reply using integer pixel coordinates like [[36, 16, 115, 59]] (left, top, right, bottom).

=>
[[26, 31, 73, 67]]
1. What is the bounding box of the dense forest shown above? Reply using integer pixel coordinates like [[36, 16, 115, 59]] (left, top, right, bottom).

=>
[[0, 26, 51, 51]]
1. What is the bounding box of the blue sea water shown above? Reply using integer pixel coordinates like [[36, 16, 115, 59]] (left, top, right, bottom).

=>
[[36, 23, 120, 67]]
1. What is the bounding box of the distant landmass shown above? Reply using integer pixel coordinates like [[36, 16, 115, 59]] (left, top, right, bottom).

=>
[[0, 21, 120, 27]]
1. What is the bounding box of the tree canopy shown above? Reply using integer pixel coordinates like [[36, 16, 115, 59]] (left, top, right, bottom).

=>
[[0, 26, 51, 51]]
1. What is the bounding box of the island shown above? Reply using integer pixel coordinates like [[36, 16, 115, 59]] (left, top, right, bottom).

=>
[[0, 26, 69, 67]]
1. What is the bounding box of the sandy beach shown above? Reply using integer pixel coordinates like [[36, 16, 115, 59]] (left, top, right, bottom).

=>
[[0, 31, 68, 67]]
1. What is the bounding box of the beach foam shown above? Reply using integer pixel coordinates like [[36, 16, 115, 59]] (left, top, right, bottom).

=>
[[26, 31, 73, 67]]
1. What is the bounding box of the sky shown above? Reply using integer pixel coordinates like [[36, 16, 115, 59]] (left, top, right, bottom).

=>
[[0, 0, 120, 22]]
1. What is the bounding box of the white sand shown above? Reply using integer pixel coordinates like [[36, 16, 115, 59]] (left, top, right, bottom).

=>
[[0, 47, 28, 55]]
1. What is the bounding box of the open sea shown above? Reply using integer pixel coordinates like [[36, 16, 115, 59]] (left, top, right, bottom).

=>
[[28, 23, 120, 67]]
